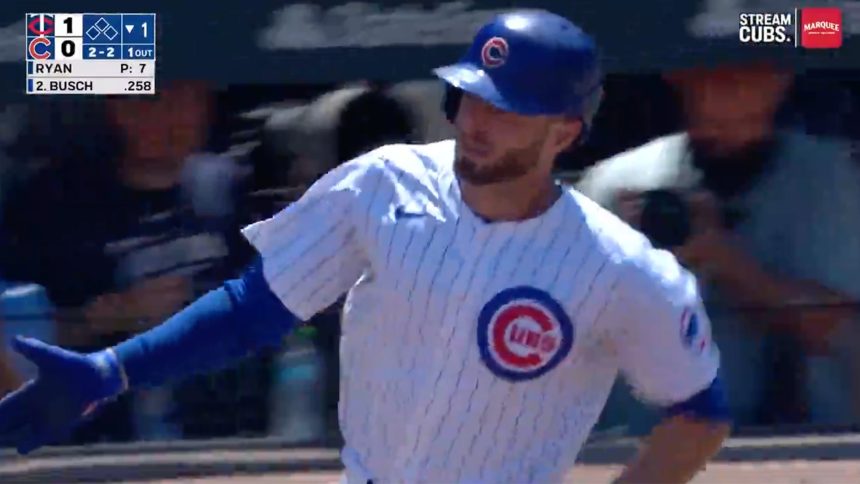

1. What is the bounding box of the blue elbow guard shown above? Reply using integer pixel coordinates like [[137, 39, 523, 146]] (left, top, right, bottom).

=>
[[666, 376, 732, 422], [113, 257, 298, 388]]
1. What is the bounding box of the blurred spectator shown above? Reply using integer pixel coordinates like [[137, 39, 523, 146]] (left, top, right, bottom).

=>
[[0, 80, 262, 443], [0, 342, 20, 397], [578, 62, 860, 430]]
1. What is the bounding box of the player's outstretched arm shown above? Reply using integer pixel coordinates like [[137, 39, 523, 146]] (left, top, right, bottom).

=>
[[609, 244, 730, 483], [613, 380, 730, 483], [0, 257, 297, 455], [0, 149, 380, 455]]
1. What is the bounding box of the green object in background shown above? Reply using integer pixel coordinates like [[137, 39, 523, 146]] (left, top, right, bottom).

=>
[[296, 325, 317, 340], [281, 325, 317, 348]]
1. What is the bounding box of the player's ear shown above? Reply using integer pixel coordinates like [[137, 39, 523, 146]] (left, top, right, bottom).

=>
[[549, 118, 582, 153]]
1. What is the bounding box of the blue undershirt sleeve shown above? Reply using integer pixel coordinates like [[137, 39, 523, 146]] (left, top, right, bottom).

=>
[[112, 257, 297, 389], [665, 375, 731, 423]]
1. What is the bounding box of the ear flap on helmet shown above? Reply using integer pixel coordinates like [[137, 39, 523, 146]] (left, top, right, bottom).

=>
[[570, 84, 604, 148], [442, 85, 463, 122]]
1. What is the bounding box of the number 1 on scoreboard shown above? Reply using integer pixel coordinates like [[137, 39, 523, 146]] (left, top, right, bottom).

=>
[[121, 14, 155, 46], [54, 14, 82, 36]]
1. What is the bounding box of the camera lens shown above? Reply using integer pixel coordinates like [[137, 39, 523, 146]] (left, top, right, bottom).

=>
[[639, 189, 692, 249]]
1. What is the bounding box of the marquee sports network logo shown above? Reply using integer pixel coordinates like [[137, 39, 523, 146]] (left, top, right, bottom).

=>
[[800, 7, 842, 48], [738, 7, 843, 49]]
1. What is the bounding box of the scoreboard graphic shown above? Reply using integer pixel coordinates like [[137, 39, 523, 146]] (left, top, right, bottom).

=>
[[26, 13, 156, 95]]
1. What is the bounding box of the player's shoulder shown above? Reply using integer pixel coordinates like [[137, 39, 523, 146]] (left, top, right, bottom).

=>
[[576, 133, 691, 208], [376, 138, 455, 175], [325, 140, 452, 193], [566, 187, 692, 302], [564, 187, 649, 263], [351, 140, 453, 182]]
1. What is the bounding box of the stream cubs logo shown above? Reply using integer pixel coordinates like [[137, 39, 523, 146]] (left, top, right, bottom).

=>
[[477, 286, 574, 382]]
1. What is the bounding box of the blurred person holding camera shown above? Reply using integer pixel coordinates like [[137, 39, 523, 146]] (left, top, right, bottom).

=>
[[578, 62, 860, 428], [0, 81, 257, 443]]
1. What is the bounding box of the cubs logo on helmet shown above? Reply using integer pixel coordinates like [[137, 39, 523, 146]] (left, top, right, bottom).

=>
[[480, 36, 509, 68], [477, 286, 574, 382], [432, 9, 604, 144]]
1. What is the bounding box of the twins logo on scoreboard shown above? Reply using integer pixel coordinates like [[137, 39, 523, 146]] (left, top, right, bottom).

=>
[[477, 286, 574, 382], [27, 14, 54, 35]]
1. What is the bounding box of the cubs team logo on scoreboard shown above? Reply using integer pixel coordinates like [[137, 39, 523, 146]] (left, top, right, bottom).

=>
[[477, 286, 574, 382], [28, 36, 52, 60]]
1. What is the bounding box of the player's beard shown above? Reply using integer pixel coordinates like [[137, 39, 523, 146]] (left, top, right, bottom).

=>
[[455, 134, 547, 186]]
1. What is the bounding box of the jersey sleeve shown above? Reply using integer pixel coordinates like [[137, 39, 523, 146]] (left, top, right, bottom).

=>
[[240, 152, 383, 321], [607, 247, 720, 407]]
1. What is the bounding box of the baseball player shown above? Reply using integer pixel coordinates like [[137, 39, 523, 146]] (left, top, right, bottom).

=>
[[0, 10, 729, 483]]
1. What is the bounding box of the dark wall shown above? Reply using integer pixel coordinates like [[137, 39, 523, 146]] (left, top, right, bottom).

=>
[[2, 0, 858, 100]]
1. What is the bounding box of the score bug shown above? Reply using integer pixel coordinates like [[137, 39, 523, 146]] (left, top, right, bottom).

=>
[[26, 13, 156, 95]]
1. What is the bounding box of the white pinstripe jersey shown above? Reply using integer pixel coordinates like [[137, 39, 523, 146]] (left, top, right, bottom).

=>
[[241, 140, 720, 483]]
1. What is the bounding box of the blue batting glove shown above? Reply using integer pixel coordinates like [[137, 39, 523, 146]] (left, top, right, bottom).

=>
[[0, 336, 127, 454]]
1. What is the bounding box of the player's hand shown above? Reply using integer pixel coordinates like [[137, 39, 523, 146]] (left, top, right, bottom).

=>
[[615, 189, 743, 278], [672, 191, 736, 273], [0, 336, 126, 454], [613, 189, 645, 229]]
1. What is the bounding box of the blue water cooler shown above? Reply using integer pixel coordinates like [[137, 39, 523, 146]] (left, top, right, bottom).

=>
[[0, 283, 58, 380], [269, 325, 326, 443]]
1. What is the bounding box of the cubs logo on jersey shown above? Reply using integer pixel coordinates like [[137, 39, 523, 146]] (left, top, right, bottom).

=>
[[477, 286, 574, 382]]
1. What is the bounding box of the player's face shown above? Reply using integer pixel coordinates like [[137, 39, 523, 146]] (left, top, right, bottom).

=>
[[667, 64, 791, 158], [110, 81, 211, 164], [453, 93, 579, 185]]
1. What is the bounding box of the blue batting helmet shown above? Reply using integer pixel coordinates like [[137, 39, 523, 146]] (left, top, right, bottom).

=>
[[434, 10, 603, 141]]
